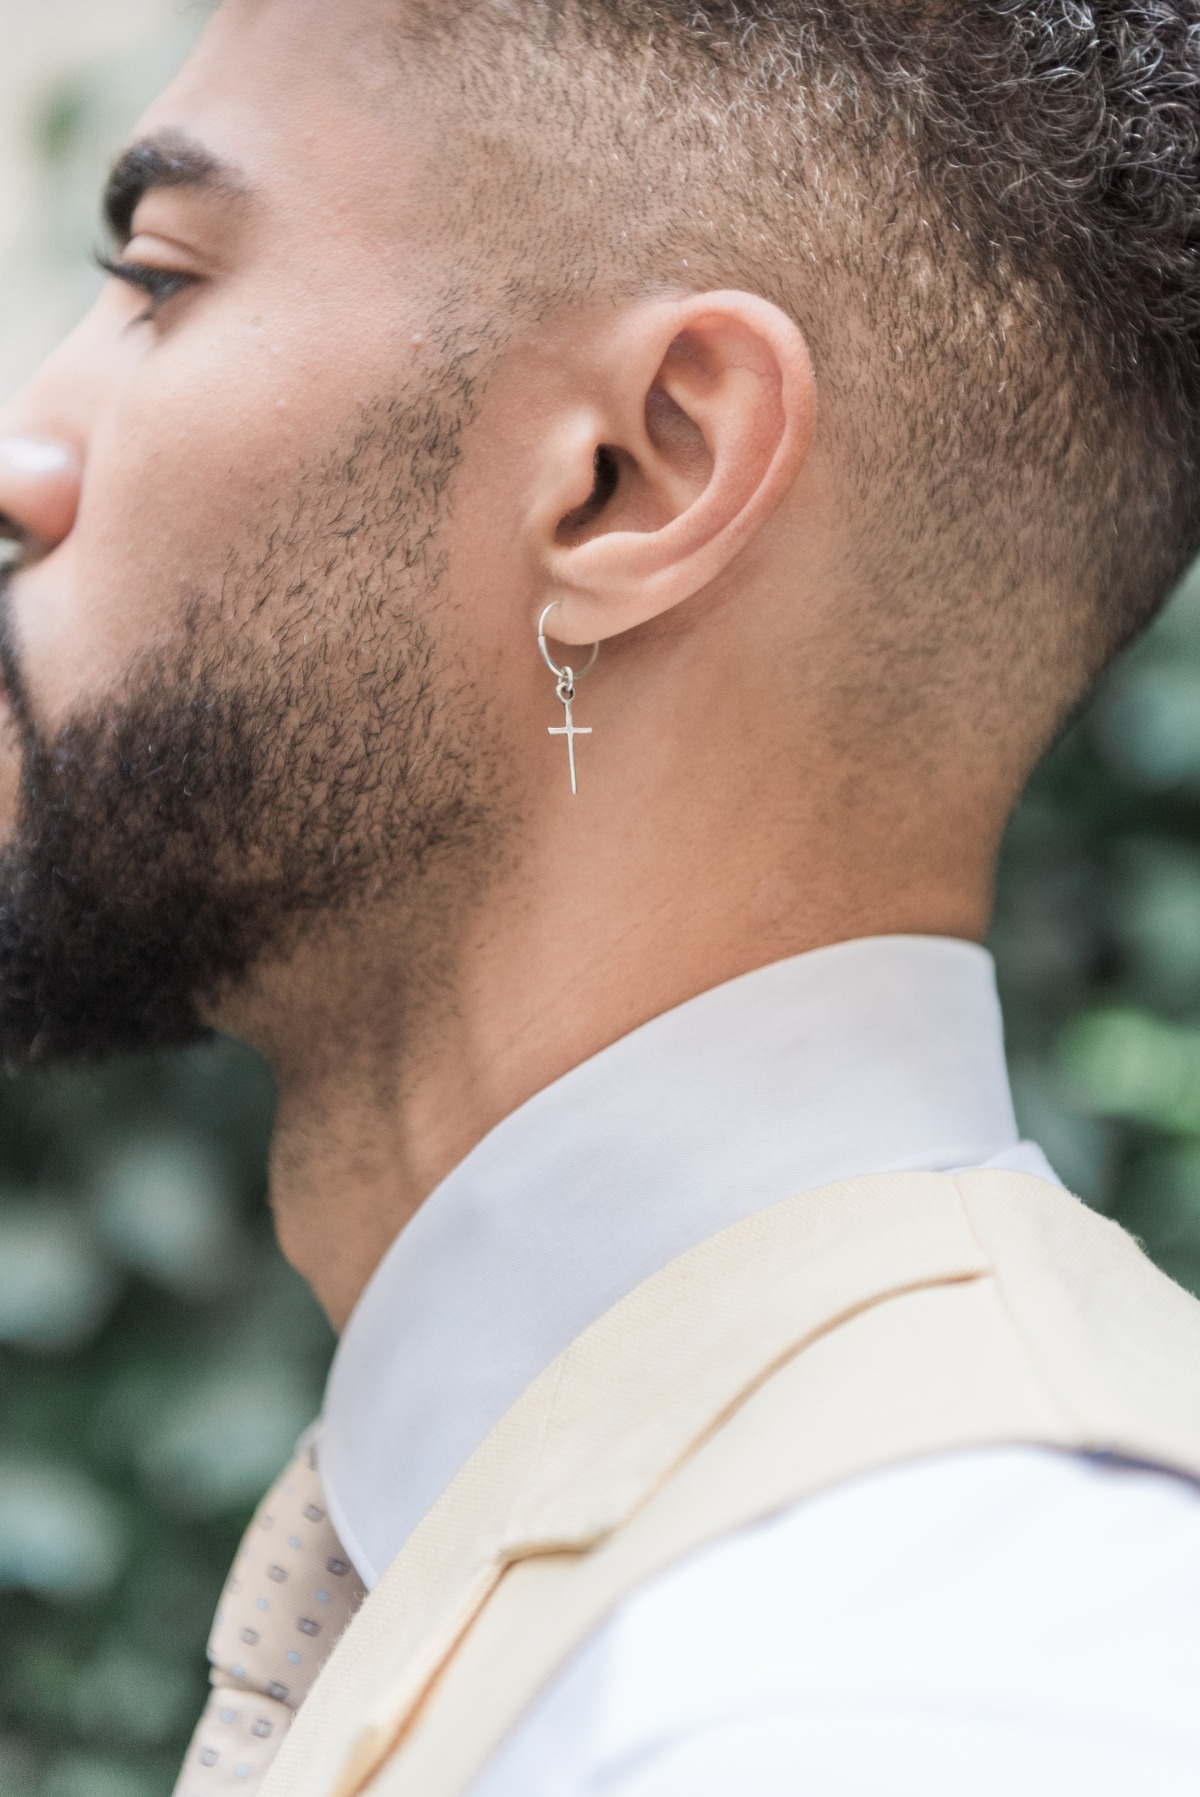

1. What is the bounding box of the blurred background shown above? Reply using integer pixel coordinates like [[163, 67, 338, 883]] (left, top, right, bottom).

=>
[[3, 3, 1200, 1793]]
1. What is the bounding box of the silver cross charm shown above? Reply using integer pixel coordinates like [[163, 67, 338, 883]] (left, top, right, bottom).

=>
[[548, 671, 592, 796]]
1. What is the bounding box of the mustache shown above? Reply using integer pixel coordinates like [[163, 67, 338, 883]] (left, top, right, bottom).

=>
[[0, 573, 39, 746]]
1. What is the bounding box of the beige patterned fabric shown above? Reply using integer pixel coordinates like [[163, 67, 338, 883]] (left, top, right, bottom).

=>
[[173, 1436, 365, 1796]]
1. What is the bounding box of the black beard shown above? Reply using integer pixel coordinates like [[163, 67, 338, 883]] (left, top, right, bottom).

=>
[[0, 607, 493, 1066], [0, 389, 502, 1067], [0, 650, 263, 1061]]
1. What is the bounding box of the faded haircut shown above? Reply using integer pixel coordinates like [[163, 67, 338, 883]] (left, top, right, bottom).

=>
[[398, 1, 1200, 743]]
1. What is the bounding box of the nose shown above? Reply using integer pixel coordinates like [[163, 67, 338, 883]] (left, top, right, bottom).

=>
[[0, 436, 82, 561]]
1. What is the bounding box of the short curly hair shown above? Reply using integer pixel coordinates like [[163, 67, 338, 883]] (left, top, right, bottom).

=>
[[406, 1, 1200, 738]]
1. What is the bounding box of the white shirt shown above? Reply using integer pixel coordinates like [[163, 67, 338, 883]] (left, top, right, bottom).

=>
[[320, 936, 1200, 1794]]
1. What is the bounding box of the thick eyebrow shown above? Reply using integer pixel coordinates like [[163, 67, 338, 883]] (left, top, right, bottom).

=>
[[103, 133, 249, 245]]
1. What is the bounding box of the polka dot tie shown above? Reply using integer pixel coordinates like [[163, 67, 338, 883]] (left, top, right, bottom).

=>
[[172, 1435, 366, 1795]]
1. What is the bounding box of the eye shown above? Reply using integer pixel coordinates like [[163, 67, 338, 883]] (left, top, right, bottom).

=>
[[95, 250, 198, 317]]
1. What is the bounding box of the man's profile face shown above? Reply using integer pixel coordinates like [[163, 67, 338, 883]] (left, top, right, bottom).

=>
[[0, 0, 517, 1063]]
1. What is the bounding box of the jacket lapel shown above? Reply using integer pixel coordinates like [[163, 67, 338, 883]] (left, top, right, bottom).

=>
[[260, 1171, 992, 1797]]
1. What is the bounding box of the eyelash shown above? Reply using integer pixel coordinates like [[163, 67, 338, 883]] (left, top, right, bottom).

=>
[[94, 251, 197, 316]]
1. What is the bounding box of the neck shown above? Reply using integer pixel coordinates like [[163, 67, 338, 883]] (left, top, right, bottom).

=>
[[230, 763, 996, 1328]]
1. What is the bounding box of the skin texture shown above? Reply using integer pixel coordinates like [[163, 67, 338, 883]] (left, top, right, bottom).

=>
[[0, 0, 1014, 1327]]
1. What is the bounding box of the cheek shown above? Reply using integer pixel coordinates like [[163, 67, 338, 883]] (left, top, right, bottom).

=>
[[15, 301, 400, 731]]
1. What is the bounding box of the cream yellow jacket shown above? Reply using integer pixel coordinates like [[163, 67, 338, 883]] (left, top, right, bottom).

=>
[[257, 1170, 1200, 1797]]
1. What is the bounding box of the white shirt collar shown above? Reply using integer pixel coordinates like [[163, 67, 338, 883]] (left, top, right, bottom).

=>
[[320, 934, 1054, 1586]]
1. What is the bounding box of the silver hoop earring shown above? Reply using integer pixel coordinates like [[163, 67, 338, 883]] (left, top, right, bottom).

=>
[[538, 602, 599, 796]]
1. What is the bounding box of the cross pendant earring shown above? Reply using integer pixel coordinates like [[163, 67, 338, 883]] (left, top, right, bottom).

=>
[[548, 671, 592, 796], [537, 603, 599, 796]]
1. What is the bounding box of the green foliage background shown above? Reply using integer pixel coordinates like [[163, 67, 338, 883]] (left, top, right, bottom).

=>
[[6, 23, 1200, 1797]]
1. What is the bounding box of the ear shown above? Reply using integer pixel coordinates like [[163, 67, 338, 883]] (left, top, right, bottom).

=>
[[528, 290, 815, 647]]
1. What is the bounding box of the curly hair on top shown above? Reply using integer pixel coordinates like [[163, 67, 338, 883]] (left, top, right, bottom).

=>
[[838, 4, 1200, 372], [409, 1, 1200, 723]]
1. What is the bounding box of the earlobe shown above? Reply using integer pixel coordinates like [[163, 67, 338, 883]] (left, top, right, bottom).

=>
[[534, 290, 815, 648]]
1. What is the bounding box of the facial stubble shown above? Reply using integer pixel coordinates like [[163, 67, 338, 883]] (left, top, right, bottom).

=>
[[0, 392, 507, 1067]]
